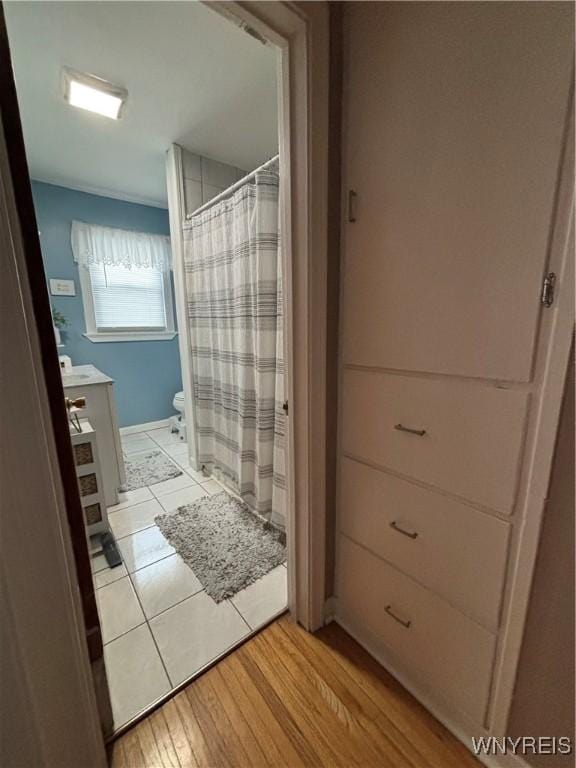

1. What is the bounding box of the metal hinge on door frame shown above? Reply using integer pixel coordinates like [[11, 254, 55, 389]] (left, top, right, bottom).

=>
[[541, 272, 556, 307], [348, 190, 357, 223]]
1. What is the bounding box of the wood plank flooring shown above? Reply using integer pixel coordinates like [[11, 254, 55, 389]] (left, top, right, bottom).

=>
[[110, 616, 479, 767]]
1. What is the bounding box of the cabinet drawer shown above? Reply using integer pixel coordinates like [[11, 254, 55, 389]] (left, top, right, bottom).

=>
[[337, 536, 496, 723], [341, 369, 528, 514], [339, 457, 510, 629]]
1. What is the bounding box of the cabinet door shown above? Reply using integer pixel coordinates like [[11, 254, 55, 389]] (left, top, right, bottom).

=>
[[66, 384, 123, 507], [342, 2, 573, 381]]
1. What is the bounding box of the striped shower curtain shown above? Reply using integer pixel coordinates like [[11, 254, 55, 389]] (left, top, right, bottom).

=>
[[182, 163, 286, 532]]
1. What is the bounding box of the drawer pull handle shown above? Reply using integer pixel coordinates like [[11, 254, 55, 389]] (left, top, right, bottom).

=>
[[390, 521, 418, 540], [385, 605, 411, 629], [394, 423, 426, 437]]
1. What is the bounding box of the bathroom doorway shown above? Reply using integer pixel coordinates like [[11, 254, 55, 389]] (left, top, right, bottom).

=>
[[4, 0, 289, 734]]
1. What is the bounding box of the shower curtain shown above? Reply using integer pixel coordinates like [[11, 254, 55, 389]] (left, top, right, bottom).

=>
[[182, 162, 286, 531]]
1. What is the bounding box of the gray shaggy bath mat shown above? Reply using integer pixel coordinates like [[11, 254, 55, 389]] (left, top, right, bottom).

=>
[[124, 450, 183, 491], [154, 491, 286, 602]]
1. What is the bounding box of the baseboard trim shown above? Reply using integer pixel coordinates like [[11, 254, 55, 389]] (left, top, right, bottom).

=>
[[323, 596, 337, 624], [119, 419, 171, 436], [333, 613, 531, 768]]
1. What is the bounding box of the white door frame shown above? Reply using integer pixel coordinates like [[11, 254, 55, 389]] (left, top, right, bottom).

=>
[[1, 1, 330, 761], [488, 103, 575, 736], [0, 94, 107, 768], [201, 1, 330, 631]]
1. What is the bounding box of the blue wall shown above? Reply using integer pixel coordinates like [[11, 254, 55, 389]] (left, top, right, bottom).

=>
[[32, 181, 182, 427]]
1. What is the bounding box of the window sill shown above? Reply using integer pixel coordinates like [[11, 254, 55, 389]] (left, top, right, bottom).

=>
[[83, 331, 177, 343]]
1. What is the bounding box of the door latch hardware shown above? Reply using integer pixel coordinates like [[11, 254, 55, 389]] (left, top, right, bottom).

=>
[[348, 190, 357, 223], [282, 401, 289, 414], [541, 272, 556, 307]]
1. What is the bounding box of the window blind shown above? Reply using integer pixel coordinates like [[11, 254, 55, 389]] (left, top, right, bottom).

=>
[[89, 262, 167, 330]]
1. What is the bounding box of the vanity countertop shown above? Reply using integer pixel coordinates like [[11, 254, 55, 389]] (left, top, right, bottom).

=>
[[61, 364, 114, 388]]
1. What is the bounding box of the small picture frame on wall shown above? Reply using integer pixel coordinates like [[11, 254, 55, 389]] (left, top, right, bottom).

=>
[[50, 278, 76, 296]]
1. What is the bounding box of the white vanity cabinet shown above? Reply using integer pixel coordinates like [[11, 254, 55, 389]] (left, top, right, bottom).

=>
[[69, 420, 108, 537], [63, 365, 125, 507]]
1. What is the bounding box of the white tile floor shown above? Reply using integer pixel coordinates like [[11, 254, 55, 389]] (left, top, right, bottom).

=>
[[92, 424, 287, 731]]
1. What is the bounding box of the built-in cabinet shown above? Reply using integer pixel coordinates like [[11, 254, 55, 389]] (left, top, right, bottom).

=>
[[335, 0, 574, 747], [341, 3, 572, 383]]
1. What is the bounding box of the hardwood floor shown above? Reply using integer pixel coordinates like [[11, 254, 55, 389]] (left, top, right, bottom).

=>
[[110, 616, 479, 767]]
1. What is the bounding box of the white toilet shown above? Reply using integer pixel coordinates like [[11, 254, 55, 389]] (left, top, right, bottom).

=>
[[170, 390, 187, 441]]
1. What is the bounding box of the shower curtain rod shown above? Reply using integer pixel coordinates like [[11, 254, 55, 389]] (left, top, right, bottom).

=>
[[185, 153, 280, 221]]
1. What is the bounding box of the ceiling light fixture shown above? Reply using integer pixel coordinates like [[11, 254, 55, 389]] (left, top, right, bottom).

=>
[[62, 67, 127, 120]]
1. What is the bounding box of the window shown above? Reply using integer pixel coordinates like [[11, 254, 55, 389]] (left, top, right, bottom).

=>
[[72, 220, 176, 342]]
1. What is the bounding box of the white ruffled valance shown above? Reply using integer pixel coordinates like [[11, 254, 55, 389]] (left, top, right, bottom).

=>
[[71, 220, 172, 271]]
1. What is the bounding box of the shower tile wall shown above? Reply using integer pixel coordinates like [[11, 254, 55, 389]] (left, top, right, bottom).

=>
[[181, 148, 245, 216]]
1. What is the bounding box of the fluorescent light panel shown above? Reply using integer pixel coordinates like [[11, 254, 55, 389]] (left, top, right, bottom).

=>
[[63, 68, 127, 120]]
